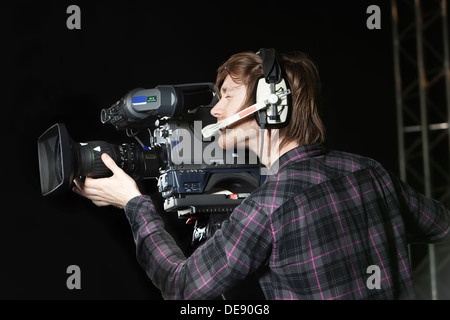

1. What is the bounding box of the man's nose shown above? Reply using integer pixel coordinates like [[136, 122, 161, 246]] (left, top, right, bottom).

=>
[[210, 100, 224, 119]]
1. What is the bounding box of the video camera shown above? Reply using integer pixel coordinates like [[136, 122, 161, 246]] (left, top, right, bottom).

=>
[[37, 83, 261, 245]]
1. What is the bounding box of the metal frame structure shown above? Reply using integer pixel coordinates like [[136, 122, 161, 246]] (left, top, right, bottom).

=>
[[391, 0, 450, 299]]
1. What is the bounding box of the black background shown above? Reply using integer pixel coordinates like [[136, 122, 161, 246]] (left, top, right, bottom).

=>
[[2, 0, 397, 299]]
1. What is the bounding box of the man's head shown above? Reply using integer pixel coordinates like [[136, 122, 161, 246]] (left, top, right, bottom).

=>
[[210, 50, 326, 152]]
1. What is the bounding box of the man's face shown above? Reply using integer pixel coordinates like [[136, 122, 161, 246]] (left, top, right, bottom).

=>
[[210, 75, 258, 150]]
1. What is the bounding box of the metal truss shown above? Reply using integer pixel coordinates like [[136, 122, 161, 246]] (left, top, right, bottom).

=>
[[391, 0, 450, 299]]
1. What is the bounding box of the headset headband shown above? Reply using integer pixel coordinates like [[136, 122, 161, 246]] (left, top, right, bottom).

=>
[[257, 48, 282, 84]]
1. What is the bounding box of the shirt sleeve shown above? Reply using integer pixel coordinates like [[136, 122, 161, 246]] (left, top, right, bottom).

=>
[[390, 175, 450, 243], [124, 194, 273, 300]]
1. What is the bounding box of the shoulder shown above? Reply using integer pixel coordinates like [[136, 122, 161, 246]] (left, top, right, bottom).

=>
[[240, 171, 305, 214], [250, 149, 389, 208], [324, 149, 384, 172]]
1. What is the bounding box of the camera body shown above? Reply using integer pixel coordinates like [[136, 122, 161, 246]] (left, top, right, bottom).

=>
[[152, 119, 260, 213], [38, 82, 261, 245]]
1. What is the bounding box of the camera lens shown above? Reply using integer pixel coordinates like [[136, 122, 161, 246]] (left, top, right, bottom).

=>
[[75, 141, 116, 177], [38, 123, 160, 196], [74, 141, 159, 179]]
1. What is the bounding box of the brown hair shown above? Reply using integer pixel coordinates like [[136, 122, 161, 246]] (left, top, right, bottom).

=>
[[215, 51, 326, 148]]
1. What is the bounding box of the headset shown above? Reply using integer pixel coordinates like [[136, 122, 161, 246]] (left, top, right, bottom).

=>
[[255, 48, 291, 129], [201, 48, 291, 139]]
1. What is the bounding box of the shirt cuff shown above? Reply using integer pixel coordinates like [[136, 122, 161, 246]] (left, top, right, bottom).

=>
[[124, 194, 155, 226]]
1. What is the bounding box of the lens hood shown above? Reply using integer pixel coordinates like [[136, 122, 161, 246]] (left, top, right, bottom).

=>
[[37, 123, 73, 196]]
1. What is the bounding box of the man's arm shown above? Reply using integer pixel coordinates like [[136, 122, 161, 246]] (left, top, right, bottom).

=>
[[73, 153, 273, 299], [391, 175, 450, 244], [124, 195, 273, 299]]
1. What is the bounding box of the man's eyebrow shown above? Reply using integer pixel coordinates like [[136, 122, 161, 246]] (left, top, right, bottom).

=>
[[220, 85, 241, 95]]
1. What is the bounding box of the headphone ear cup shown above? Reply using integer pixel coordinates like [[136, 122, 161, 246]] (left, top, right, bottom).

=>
[[255, 78, 291, 129]]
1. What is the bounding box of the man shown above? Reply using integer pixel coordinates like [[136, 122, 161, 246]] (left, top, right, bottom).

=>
[[73, 50, 450, 299]]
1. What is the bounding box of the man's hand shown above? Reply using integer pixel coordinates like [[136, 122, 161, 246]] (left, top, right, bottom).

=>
[[72, 153, 142, 209]]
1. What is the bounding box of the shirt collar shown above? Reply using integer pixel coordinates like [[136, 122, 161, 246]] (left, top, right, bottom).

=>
[[268, 143, 327, 174]]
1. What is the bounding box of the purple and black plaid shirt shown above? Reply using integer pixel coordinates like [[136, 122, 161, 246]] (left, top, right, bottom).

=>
[[124, 143, 450, 300]]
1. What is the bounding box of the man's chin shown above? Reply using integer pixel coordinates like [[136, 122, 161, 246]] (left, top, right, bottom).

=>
[[217, 132, 228, 150], [217, 131, 236, 151]]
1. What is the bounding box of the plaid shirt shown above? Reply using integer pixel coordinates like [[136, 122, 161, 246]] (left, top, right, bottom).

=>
[[124, 143, 450, 300]]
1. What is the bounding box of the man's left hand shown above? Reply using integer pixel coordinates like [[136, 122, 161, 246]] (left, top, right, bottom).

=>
[[72, 153, 142, 209]]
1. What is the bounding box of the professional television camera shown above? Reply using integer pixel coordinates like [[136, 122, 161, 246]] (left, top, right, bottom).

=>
[[37, 83, 261, 245]]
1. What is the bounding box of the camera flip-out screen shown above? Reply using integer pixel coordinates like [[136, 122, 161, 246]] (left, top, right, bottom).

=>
[[37, 123, 72, 196]]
